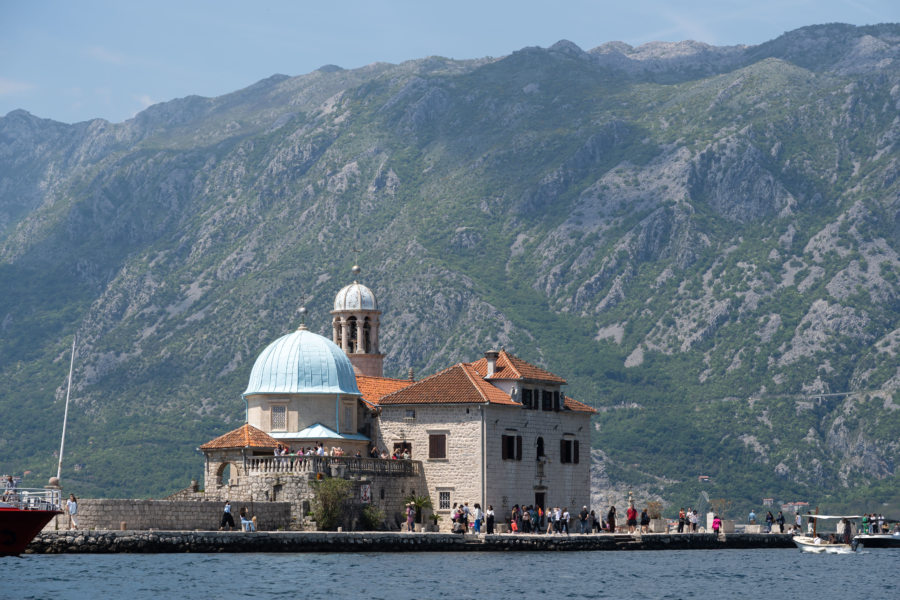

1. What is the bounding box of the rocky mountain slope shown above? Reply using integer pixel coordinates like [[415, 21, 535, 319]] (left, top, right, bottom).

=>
[[1, 24, 899, 512]]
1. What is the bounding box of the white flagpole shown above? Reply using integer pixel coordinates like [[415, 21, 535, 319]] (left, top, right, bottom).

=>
[[56, 335, 76, 481]]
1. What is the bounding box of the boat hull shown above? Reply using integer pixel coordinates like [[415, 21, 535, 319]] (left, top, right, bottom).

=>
[[793, 535, 856, 554], [853, 534, 900, 548], [0, 508, 60, 556]]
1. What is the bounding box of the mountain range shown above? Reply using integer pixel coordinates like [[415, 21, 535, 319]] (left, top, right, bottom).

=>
[[1, 23, 899, 514]]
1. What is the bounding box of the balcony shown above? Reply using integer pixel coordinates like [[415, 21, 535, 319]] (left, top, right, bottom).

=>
[[245, 455, 421, 478]]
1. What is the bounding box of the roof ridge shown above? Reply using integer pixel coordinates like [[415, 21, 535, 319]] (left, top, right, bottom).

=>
[[499, 349, 524, 379], [460, 363, 491, 404]]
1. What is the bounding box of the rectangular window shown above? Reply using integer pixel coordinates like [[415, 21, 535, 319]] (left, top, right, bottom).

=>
[[342, 404, 353, 433], [542, 390, 553, 411], [501, 435, 522, 461], [522, 388, 533, 409], [553, 391, 561, 412], [439, 491, 451, 510], [405, 409, 416, 419], [560, 439, 579, 464], [271, 406, 286, 431], [429, 434, 447, 459]]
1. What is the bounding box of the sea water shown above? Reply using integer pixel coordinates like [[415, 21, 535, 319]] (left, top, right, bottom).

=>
[[2, 548, 897, 600]]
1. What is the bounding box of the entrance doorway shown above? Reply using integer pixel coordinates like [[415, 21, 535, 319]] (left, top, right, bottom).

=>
[[534, 491, 546, 511]]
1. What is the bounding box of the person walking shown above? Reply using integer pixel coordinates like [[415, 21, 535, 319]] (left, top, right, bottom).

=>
[[485, 505, 495, 534], [712, 514, 722, 535], [220, 500, 235, 531], [626, 503, 638, 533], [579, 506, 590, 534], [472, 503, 483, 533], [678, 508, 686, 533], [640, 508, 651, 533], [406, 503, 415, 532], [775, 511, 785, 533], [764, 511, 774, 533], [607, 506, 617, 533], [66, 494, 79, 530]]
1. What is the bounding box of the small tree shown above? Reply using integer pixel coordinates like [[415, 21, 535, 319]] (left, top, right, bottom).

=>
[[311, 478, 353, 530], [709, 498, 733, 519], [647, 500, 664, 520], [404, 494, 433, 524]]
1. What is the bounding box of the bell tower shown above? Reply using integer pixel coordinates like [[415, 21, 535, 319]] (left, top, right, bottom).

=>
[[331, 265, 384, 377]]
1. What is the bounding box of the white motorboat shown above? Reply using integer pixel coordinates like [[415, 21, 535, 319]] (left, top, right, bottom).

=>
[[793, 535, 857, 554], [794, 514, 861, 554]]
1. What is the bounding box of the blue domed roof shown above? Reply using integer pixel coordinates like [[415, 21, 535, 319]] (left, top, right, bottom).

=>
[[243, 326, 360, 396]]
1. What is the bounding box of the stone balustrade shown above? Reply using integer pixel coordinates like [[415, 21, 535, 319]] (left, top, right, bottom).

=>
[[245, 455, 421, 478]]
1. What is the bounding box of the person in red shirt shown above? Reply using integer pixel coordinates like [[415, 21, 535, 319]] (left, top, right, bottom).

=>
[[626, 503, 638, 533]]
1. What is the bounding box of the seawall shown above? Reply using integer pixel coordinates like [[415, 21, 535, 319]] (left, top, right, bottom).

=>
[[27, 531, 796, 553]]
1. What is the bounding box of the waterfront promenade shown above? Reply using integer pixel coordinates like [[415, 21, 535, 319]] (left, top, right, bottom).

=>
[[28, 530, 795, 553]]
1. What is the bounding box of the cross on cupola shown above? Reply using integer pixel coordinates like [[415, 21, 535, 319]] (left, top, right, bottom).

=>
[[330, 263, 384, 377]]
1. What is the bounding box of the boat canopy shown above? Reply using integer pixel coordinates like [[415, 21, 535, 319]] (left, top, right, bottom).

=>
[[805, 514, 862, 520]]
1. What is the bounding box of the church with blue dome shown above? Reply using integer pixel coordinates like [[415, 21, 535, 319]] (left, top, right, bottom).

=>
[[199, 267, 595, 531]]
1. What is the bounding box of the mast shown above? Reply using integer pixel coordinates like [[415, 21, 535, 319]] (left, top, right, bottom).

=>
[[56, 335, 76, 481]]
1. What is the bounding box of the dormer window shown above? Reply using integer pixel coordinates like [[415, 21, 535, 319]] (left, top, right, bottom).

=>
[[522, 388, 534, 409]]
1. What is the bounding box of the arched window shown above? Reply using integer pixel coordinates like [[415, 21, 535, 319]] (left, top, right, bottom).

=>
[[363, 317, 372, 353], [347, 316, 358, 351]]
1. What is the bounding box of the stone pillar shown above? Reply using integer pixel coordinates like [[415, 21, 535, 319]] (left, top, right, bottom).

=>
[[332, 317, 341, 346], [355, 314, 364, 354], [341, 319, 350, 353], [371, 317, 379, 354]]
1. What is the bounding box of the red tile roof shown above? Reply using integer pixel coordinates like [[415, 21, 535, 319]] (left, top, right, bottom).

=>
[[469, 349, 567, 384], [356, 374, 414, 406], [199, 423, 280, 450], [564, 396, 597, 413], [378, 363, 520, 406]]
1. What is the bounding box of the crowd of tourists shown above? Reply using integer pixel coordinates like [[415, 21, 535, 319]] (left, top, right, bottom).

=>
[[442, 501, 660, 535]]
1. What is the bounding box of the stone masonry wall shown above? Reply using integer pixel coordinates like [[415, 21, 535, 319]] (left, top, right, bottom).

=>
[[376, 405, 483, 531], [376, 402, 592, 531], [43, 499, 292, 531]]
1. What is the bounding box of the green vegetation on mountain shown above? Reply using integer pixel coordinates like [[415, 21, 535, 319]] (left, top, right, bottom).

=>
[[1, 24, 899, 515]]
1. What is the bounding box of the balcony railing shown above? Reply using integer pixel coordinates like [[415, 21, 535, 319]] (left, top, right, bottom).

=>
[[245, 455, 421, 478], [0, 487, 62, 511]]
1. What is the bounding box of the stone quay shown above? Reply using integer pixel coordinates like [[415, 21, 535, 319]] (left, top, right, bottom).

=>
[[27, 531, 795, 554]]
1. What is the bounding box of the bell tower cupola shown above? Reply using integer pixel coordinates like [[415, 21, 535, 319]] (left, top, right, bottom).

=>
[[331, 265, 384, 377]]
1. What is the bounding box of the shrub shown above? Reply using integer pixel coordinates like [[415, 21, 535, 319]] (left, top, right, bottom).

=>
[[311, 478, 353, 530]]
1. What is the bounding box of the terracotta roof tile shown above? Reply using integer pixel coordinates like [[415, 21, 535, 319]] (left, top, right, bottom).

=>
[[199, 423, 280, 450], [469, 349, 566, 384], [378, 363, 519, 406], [563, 396, 597, 413], [356, 375, 414, 406]]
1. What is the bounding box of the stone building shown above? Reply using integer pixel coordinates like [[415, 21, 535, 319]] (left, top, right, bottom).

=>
[[199, 268, 595, 530]]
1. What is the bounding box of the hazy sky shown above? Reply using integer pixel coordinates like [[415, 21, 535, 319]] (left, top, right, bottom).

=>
[[2, 0, 897, 124]]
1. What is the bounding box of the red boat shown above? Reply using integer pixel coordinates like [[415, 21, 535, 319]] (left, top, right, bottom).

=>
[[0, 488, 62, 556]]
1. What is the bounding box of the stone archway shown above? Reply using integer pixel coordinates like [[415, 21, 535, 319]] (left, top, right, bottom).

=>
[[215, 461, 238, 486]]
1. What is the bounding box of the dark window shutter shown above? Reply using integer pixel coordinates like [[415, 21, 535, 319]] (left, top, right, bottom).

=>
[[574, 440, 580, 464], [429, 434, 446, 459], [502, 435, 509, 460], [560, 439, 567, 463], [516, 436, 523, 461]]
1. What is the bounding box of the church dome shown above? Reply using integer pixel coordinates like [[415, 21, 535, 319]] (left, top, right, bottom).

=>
[[333, 281, 377, 311], [243, 327, 360, 396]]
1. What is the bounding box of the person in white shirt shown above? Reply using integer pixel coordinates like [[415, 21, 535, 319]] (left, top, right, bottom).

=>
[[66, 494, 79, 530]]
